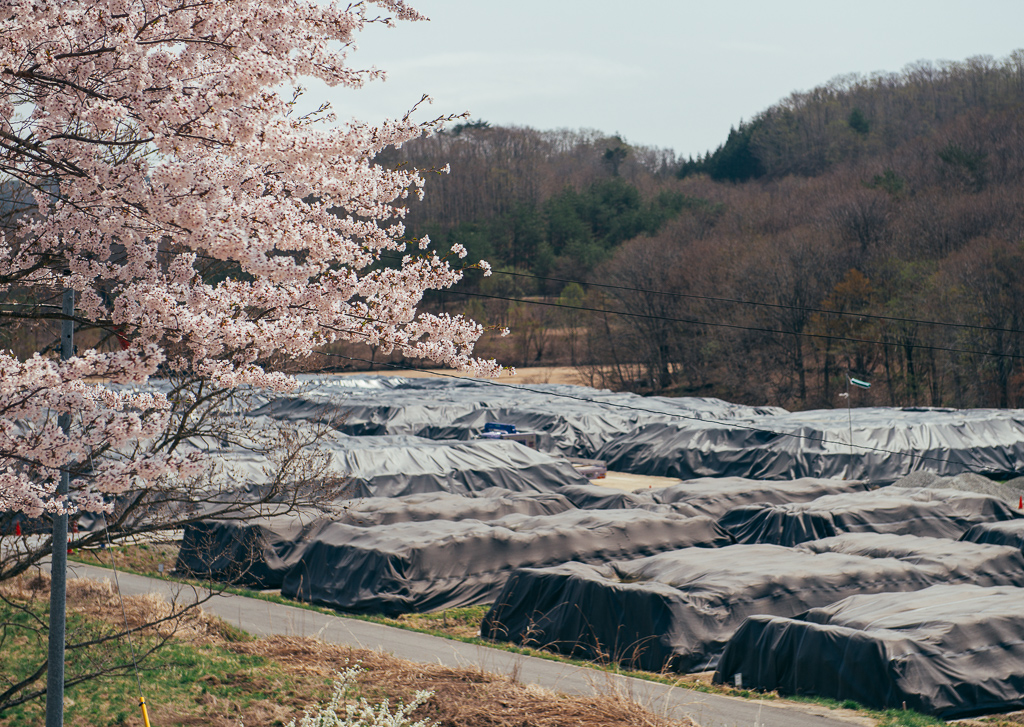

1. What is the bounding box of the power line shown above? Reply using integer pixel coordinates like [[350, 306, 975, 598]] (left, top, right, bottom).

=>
[[453, 289, 1024, 362], [310, 348, 1017, 477], [35, 249, 1024, 363], [375, 252, 1024, 336]]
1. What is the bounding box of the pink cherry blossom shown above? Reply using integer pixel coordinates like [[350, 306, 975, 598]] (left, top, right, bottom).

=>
[[0, 0, 501, 515]]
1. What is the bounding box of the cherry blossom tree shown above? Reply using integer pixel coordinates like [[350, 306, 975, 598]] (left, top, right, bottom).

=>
[[0, 0, 497, 521], [0, 0, 499, 714]]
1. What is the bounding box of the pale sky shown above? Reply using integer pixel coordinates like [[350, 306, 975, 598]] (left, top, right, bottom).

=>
[[318, 0, 1024, 159]]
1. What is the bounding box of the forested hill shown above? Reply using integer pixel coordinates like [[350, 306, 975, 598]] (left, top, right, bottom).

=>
[[363, 51, 1024, 412], [679, 51, 1024, 181]]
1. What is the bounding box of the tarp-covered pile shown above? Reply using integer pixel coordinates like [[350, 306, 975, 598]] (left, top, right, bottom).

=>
[[281, 510, 733, 614], [718, 487, 1023, 546], [176, 488, 577, 588], [251, 375, 785, 458], [648, 477, 870, 518], [178, 509, 326, 588], [961, 519, 1024, 551], [715, 584, 1024, 718], [481, 535, 1024, 673], [214, 429, 592, 499], [595, 407, 1024, 482]]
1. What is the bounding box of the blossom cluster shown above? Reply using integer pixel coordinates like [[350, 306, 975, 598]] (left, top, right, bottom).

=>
[[0, 0, 499, 514]]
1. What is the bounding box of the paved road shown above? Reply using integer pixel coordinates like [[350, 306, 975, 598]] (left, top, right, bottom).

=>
[[64, 561, 869, 727]]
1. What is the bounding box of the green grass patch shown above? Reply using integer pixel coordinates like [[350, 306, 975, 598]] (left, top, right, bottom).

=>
[[0, 597, 320, 727]]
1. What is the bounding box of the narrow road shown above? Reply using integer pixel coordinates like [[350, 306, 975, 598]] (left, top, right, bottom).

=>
[[65, 561, 870, 727]]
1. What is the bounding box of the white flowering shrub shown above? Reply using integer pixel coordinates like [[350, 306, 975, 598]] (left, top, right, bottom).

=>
[[287, 666, 436, 727]]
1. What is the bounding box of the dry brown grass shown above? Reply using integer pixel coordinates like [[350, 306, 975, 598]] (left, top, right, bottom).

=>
[[233, 635, 698, 727], [1, 577, 698, 727], [3, 572, 232, 643]]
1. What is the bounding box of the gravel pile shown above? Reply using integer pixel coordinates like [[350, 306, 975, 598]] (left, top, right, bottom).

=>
[[892, 471, 1023, 503]]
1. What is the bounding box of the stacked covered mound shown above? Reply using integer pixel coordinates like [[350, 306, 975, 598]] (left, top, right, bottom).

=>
[[251, 374, 785, 457], [176, 489, 576, 588], [648, 477, 870, 518], [962, 519, 1024, 550], [718, 487, 1022, 546], [216, 429, 592, 499], [715, 584, 1024, 718], [281, 509, 732, 614], [595, 407, 1024, 482], [481, 534, 1024, 673]]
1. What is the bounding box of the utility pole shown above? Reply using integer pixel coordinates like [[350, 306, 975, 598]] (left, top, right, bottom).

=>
[[45, 286, 73, 727]]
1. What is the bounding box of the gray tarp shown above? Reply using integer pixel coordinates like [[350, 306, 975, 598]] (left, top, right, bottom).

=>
[[714, 584, 1024, 718], [207, 430, 592, 499], [280, 510, 733, 614], [127, 377, 1024, 485], [648, 477, 870, 518], [176, 489, 577, 588], [251, 375, 785, 458], [595, 407, 1024, 482], [481, 535, 1024, 673], [718, 487, 1023, 546]]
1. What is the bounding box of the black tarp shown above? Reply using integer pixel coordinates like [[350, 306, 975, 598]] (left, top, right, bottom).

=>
[[557, 483, 658, 510], [960, 519, 1024, 551], [718, 487, 1023, 546], [481, 535, 1024, 674], [280, 510, 733, 614], [176, 509, 328, 588], [648, 477, 870, 519], [176, 489, 577, 588], [714, 584, 1024, 718], [595, 407, 1024, 482], [795, 532, 1024, 587], [333, 488, 575, 526]]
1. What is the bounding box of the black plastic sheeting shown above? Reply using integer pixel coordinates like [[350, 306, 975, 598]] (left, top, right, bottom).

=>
[[207, 430, 592, 500], [333, 489, 575, 526], [595, 407, 1024, 482], [281, 510, 733, 614], [481, 535, 1024, 673], [558, 483, 658, 510], [648, 477, 870, 519], [960, 519, 1024, 551], [718, 487, 1023, 546], [177, 509, 326, 588], [176, 489, 578, 588], [715, 584, 1024, 718], [795, 533, 1024, 587], [250, 375, 785, 458]]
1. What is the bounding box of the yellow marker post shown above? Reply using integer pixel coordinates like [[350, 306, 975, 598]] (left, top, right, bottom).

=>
[[139, 696, 152, 727]]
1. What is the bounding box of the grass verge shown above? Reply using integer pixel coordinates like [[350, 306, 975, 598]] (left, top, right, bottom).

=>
[[0, 573, 697, 727]]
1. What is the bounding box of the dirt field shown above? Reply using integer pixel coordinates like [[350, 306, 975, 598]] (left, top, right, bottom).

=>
[[334, 365, 590, 386]]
